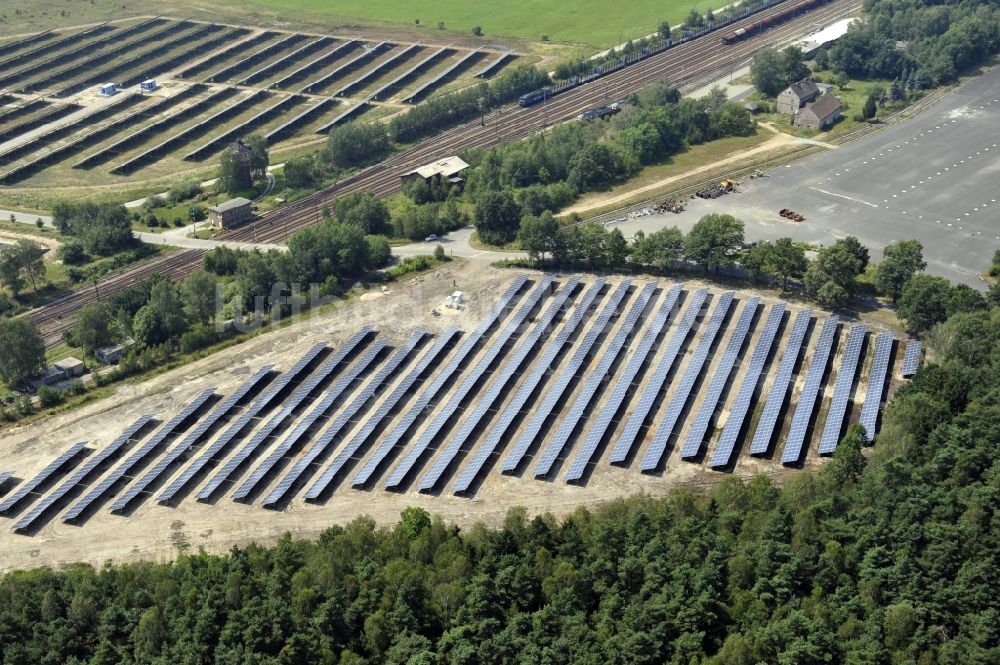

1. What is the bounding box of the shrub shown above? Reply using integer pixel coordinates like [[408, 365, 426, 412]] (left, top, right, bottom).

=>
[[37, 385, 64, 407], [64, 380, 86, 397], [179, 326, 221, 354]]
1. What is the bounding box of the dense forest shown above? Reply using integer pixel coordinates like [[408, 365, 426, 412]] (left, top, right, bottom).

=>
[[1, 285, 997, 663]]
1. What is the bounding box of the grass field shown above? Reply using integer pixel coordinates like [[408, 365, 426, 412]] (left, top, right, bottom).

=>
[[243, 0, 718, 46], [0, 0, 719, 48]]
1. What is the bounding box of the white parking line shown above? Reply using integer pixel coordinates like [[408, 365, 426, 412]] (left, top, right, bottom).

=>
[[808, 187, 879, 208]]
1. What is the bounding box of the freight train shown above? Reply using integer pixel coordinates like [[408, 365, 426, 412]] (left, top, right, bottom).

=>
[[721, 0, 832, 44], [518, 0, 820, 108]]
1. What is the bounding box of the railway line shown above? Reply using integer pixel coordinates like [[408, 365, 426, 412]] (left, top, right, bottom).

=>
[[24, 0, 859, 347]]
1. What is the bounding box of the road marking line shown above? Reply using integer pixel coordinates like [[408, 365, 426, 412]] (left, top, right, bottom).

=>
[[808, 187, 879, 208]]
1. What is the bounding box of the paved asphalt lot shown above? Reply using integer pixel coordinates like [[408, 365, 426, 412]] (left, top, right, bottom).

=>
[[613, 67, 1000, 287]]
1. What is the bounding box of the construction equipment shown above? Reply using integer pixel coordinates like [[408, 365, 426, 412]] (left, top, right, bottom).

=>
[[654, 198, 684, 214], [696, 179, 738, 199]]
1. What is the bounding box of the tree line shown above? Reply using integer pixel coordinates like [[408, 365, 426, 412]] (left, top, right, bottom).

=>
[[0, 286, 997, 663]]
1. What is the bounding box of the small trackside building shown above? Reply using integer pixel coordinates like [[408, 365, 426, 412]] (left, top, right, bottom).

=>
[[400, 156, 470, 185], [794, 94, 843, 130], [208, 197, 253, 229]]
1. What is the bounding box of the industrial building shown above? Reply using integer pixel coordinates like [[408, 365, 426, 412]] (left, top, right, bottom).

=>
[[208, 197, 253, 229], [400, 156, 469, 185]]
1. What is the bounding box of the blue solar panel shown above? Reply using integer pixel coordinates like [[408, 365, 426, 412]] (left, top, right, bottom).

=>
[[858, 332, 893, 441], [679, 297, 759, 460], [709, 303, 785, 468], [157, 343, 327, 503], [0, 471, 12, 489], [418, 277, 580, 491], [385, 276, 555, 489], [452, 280, 607, 494], [780, 315, 839, 464], [640, 291, 735, 471], [901, 340, 921, 377], [748, 310, 811, 455], [0, 442, 89, 514], [350, 276, 529, 487], [562, 284, 682, 483], [308, 327, 459, 499], [534, 282, 658, 478], [106, 371, 270, 514], [64, 390, 215, 520], [13, 416, 152, 531], [197, 328, 375, 500], [818, 325, 866, 455], [262, 332, 426, 505], [608, 288, 709, 464], [501, 280, 633, 473]]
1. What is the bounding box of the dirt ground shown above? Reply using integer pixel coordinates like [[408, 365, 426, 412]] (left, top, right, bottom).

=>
[[0, 262, 903, 573]]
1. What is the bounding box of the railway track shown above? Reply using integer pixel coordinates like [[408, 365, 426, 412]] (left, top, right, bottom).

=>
[[219, 0, 860, 245], [24, 0, 859, 346]]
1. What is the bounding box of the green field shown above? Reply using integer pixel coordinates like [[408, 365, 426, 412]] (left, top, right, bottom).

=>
[[246, 0, 717, 46]]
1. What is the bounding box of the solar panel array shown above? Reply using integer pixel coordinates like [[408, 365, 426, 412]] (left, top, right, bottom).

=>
[[859, 332, 893, 442], [108, 370, 272, 513], [679, 296, 760, 460], [157, 342, 327, 503], [609, 288, 710, 464], [198, 328, 375, 500], [780, 315, 839, 464], [451, 280, 607, 494], [350, 276, 529, 486], [308, 327, 460, 499], [501, 280, 633, 473], [0, 442, 89, 514], [0, 471, 12, 489], [749, 310, 812, 455], [710, 304, 785, 468], [818, 325, 866, 455], [563, 284, 683, 482], [417, 278, 580, 491], [535, 282, 658, 478], [901, 340, 922, 377], [12, 416, 152, 532], [261, 332, 426, 506], [640, 291, 735, 471], [385, 276, 555, 489]]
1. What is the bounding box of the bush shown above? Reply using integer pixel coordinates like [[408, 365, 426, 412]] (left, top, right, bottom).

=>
[[433, 244, 446, 260], [64, 380, 86, 397], [58, 239, 88, 265], [168, 179, 203, 203], [37, 385, 64, 407], [179, 326, 221, 354]]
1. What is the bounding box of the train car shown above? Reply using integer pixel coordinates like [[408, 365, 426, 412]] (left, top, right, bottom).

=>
[[518, 88, 551, 107]]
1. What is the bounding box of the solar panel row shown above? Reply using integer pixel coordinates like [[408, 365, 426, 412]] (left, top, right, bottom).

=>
[[640, 291, 735, 471], [12, 416, 153, 532], [858, 332, 893, 442], [563, 284, 683, 482], [262, 338, 413, 501], [501, 280, 633, 473], [0, 471, 12, 489], [535, 282, 658, 479], [308, 327, 460, 499], [709, 303, 785, 468], [608, 288, 710, 464], [157, 343, 327, 503], [418, 277, 580, 491], [749, 310, 812, 455], [386, 276, 555, 489], [451, 280, 607, 494], [350, 276, 529, 486], [262, 331, 427, 506], [0, 442, 89, 514], [818, 325, 866, 455], [107, 369, 272, 513], [197, 328, 375, 500], [780, 315, 839, 464], [679, 296, 759, 460], [901, 340, 922, 377], [64, 389, 215, 520]]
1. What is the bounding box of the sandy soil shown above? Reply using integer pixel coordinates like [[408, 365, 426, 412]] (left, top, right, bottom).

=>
[[0, 263, 903, 573]]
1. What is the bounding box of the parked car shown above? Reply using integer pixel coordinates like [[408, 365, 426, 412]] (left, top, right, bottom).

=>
[[424, 234, 438, 242]]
